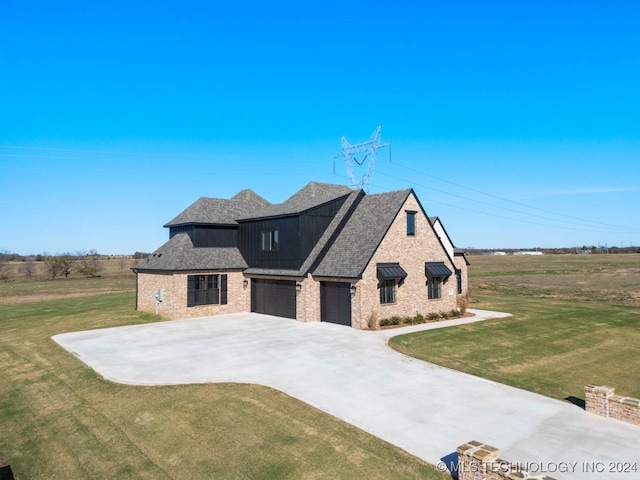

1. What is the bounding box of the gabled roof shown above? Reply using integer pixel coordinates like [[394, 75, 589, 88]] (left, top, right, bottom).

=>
[[165, 189, 270, 227], [237, 182, 353, 221], [312, 189, 412, 279], [134, 233, 248, 271]]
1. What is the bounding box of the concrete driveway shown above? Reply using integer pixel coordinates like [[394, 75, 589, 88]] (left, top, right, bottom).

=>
[[53, 311, 640, 479]]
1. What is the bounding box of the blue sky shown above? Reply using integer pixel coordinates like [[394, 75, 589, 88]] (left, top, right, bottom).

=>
[[1, 0, 639, 255]]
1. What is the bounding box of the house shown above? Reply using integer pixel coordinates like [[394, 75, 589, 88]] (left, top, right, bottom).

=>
[[133, 182, 469, 328]]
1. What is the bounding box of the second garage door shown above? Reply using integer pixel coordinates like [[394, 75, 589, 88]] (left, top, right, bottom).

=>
[[320, 281, 352, 327], [251, 279, 296, 319]]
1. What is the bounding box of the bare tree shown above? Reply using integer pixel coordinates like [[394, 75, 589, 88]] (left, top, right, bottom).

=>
[[20, 258, 36, 280], [59, 253, 75, 279], [77, 250, 102, 277], [43, 254, 62, 280]]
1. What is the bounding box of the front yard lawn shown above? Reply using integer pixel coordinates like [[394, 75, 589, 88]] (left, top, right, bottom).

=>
[[0, 293, 447, 479], [390, 294, 640, 401]]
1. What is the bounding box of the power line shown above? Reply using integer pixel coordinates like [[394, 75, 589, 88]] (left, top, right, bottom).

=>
[[333, 171, 634, 235], [0, 145, 202, 158], [375, 170, 632, 233], [389, 162, 632, 231]]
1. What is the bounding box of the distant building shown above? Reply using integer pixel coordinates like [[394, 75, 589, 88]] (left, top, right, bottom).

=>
[[514, 251, 543, 256]]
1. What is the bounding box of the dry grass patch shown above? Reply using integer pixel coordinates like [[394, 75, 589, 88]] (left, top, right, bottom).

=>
[[469, 253, 640, 307]]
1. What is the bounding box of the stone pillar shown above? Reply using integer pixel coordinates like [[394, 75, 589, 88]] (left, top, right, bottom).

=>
[[456, 441, 558, 480], [584, 384, 614, 417], [456, 441, 499, 480]]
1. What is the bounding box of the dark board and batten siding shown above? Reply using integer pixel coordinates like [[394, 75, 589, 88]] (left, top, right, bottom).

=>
[[238, 196, 348, 270], [238, 216, 300, 270], [170, 225, 238, 248], [193, 226, 238, 248]]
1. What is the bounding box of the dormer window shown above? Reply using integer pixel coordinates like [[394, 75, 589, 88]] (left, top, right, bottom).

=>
[[261, 229, 279, 251]]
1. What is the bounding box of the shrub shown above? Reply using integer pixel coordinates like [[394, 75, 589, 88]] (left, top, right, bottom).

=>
[[449, 309, 460, 318], [402, 316, 413, 324], [414, 313, 425, 324], [427, 312, 440, 321], [457, 294, 470, 314], [389, 316, 402, 326], [440, 311, 450, 320], [367, 311, 379, 330]]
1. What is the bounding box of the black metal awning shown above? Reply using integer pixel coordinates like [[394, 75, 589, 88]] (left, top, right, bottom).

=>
[[425, 262, 452, 277], [377, 263, 408, 281]]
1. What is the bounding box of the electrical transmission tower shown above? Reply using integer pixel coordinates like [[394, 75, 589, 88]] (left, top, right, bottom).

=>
[[335, 124, 389, 191]]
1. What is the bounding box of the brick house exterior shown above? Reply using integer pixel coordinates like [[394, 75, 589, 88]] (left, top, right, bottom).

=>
[[133, 182, 468, 328]]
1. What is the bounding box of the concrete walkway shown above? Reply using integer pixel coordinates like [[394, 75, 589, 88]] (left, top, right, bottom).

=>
[[53, 311, 640, 479]]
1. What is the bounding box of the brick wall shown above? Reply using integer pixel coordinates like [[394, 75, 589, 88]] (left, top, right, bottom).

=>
[[584, 384, 640, 426], [454, 254, 469, 297], [354, 193, 457, 329], [136, 271, 249, 320], [456, 441, 557, 480], [297, 275, 319, 323]]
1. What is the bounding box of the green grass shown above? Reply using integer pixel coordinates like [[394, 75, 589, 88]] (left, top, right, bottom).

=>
[[1, 293, 447, 479], [390, 280, 640, 402]]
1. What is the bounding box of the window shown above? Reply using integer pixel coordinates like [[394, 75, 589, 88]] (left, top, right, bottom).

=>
[[428, 276, 442, 299], [261, 229, 279, 251], [380, 279, 396, 304], [406, 211, 416, 236], [187, 274, 227, 307], [455, 269, 462, 294]]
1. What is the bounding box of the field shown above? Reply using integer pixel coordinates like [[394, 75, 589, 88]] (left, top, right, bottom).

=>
[[0, 257, 139, 304], [390, 253, 640, 401], [0, 262, 446, 479], [469, 253, 640, 307]]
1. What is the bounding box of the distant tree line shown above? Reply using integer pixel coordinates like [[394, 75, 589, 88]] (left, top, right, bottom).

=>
[[0, 250, 150, 282], [465, 246, 640, 256]]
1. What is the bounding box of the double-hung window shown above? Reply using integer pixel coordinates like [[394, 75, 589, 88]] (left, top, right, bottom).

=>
[[261, 229, 279, 251], [425, 262, 452, 300], [187, 274, 228, 306], [428, 276, 442, 299], [377, 262, 407, 305], [380, 279, 397, 304]]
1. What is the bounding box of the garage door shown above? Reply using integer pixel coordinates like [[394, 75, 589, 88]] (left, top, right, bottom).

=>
[[320, 281, 352, 327], [251, 279, 296, 319]]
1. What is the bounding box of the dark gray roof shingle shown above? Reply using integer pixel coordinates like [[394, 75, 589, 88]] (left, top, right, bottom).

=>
[[165, 189, 270, 227], [237, 182, 353, 220], [134, 233, 248, 271], [312, 189, 412, 279]]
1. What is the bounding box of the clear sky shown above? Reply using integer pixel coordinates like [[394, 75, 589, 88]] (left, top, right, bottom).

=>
[[1, 0, 639, 255]]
